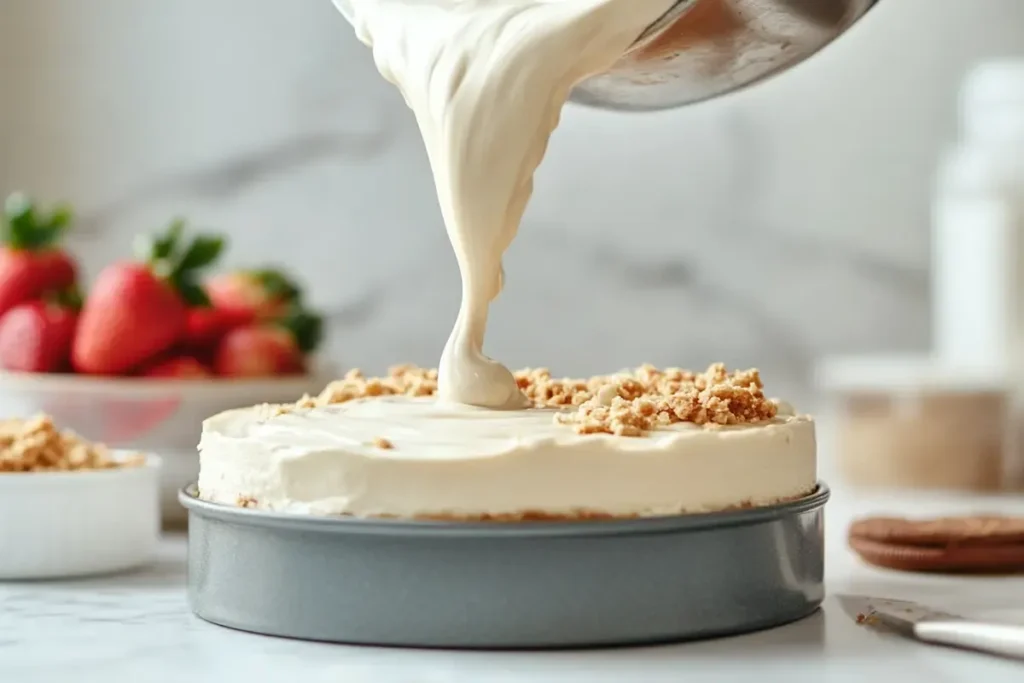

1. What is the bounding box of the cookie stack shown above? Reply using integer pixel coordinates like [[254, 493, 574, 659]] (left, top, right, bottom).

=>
[[849, 515, 1024, 573]]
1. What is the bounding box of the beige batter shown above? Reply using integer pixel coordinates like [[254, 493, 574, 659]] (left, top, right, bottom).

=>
[[198, 396, 815, 518], [195, 2, 820, 519], [344, 0, 676, 407]]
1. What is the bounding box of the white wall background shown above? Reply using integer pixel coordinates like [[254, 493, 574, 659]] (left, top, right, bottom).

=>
[[2, 0, 1024, 401]]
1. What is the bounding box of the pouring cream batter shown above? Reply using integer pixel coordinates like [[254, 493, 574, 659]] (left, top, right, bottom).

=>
[[343, 0, 676, 408], [196, 1, 820, 520]]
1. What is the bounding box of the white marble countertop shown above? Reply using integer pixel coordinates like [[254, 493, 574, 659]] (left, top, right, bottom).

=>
[[3, 481, 1024, 682]]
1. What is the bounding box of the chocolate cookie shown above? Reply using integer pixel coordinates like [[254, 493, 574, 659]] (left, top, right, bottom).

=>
[[849, 515, 1024, 547], [848, 515, 1024, 573]]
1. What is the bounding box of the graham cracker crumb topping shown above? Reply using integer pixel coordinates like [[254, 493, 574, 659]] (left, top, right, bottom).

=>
[[547, 364, 778, 436], [371, 437, 394, 449], [315, 366, 439, 405], [0, 415, 144, 472], [236, 495, 258, 509], [287, 362, 777, 437]]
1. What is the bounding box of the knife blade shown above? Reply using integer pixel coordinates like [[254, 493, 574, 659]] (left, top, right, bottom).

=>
[[837, 594, 1024, 661]]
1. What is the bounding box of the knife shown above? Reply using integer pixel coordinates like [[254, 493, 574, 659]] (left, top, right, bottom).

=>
[[837, 595, 1024, 661]]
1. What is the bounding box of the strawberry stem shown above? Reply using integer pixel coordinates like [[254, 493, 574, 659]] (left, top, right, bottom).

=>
[[2, 192, 74, 250]]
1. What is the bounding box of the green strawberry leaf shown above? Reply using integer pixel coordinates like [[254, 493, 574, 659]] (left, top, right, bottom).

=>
[[5, 212, 38, 249], [279, 305, 323, 353], [31, 222, 68, 248], [136, 217, 186, 263], [252, 268, 302, 302], [175, 278, 211, 307], [177, 235, 225, 272], [48, 204, 73, 231], [154, 218, 185, 260], [134, 218, 227, 309], [45, 284, 84, 311], [137, 220, 225, 305], [2, 193, 74, 249]]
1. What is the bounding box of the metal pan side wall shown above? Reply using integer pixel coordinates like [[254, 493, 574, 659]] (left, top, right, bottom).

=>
[[182, 485, 827, 648]]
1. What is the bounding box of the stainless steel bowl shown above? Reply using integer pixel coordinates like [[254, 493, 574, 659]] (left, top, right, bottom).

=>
[[571, 0, 881, 110]]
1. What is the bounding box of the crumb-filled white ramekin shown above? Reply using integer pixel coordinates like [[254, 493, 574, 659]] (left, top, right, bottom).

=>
[[0, 453, 161, 579]]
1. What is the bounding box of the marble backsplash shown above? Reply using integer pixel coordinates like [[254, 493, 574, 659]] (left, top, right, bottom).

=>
[[2, 0, 1024, 403]]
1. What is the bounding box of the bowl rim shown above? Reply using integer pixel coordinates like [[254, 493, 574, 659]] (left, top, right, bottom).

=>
[[0, 364, 337, 397], [0, 451, 162, 487]]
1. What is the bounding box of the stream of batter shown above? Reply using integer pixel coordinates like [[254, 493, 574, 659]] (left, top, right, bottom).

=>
[[342, 0, 676, 408]]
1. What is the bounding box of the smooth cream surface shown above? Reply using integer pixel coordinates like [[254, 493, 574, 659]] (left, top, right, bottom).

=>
[[198, 397, 818, 517], [344, 0, 675, 408]]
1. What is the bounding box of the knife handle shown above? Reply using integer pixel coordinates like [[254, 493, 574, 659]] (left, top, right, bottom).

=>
[[915, 619, 1024, 660]]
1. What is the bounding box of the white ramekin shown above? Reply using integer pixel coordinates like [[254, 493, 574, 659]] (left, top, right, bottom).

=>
[[0, 453, 161, 579]]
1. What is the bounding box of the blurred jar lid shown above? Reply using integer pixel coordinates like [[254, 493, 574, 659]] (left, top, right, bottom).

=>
[[814, 353, 1009, 395]]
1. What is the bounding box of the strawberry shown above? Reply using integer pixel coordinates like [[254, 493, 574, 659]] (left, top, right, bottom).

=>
[[0, 193, 78, 317], [0, 288, 81, 373], [184, 305, 251, 349], [141, 355, 212, 379], [205, 268, 302, 323], [214, 327, 301, 377], [214, 307, 323, 378], [72, 219, 225, 375]]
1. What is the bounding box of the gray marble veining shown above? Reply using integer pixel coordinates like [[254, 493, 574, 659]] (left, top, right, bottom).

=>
[[74, 128, 399, 239]]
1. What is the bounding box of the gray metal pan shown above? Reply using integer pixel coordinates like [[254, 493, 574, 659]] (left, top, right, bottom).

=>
[[180, 482, 828, 649]]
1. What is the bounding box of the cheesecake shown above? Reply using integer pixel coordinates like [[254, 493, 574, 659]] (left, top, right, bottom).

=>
[[197, 364, 817, 520]]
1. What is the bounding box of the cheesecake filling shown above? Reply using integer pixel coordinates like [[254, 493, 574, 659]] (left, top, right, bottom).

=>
[[199, 396, 815, 518], [198, 366, 817, 518]]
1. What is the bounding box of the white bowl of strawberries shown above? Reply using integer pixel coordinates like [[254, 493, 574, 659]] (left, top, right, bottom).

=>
[[0, 196, 335, 524]]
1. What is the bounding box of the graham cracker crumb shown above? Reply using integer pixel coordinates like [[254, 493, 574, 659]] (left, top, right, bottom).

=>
[[236, 495, 258, 509], [290, 362, 777, 437], [552, 363, 777, 436], [371, 437, 394, 449], [0, 415, 144, 473], [317, 366, 439, 405], [249, 403, 291, 421]]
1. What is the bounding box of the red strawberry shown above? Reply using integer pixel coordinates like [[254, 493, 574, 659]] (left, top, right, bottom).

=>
[[141, 355, 212, 379], [73, 264, 189, 375], [72, 219, 225, 375], [0, 289, 81, 372], [214, 307, 323, 378], [205, 268, 302, 322], [184, 306, 251, 349], [0, 193, 77, 317], [214, 327, 301, 377]]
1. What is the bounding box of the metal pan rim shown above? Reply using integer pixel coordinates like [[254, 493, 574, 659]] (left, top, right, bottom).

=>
[[180, 482, 829, 538]]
